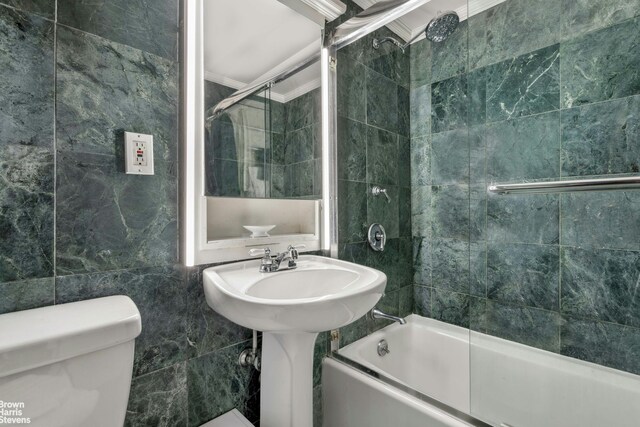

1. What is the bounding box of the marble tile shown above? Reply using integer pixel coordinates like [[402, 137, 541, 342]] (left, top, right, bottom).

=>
[[469, 242, 487, 297], [185, 266, 251, 358], [487, 243, 559, 310], [410, 136, 431, 187], [469, 297, 488, 332], [284, 126, 315, 163], [414, 285, 432, 317], [470, 183, 487, 242], [468, 0, 560, 70], [397, 85, 410, 137], [561, 191, 640, 250], [338, 241, 369, 265], [338, 180, 367, 243], [398, 136, 411, 188], [431, 21, 468, 83], [0, 277, 53, 314], [561, 247, 640, 327], [431, 74, 468, 133], [399, 285, 414, 317], [0, 147, 54, 282], [486, 45, 560, 122], [431, 184, 469, 240], [399, 187, 412, 238], [337, 117, 367, 183], [485, 300, 562, 352], [56, 151, 177, 275], [366, 126, 398, 185], [432, 289, 470, 328], [411, 185, 431, 238], [409, 38, 431, 89], [413, 237, 432, 286], [561, 17, 640, 108], [431, 238, 469, 294], [340, 315, 370, 346], [486, 112, 561, 182], [366, 69, 398, 133], [56, 26, 178, 162], [561, 95, 640, 176], [430, 128, 469, 185], [561, 0, 640, 39], [57, 0, 178, 60], [314, 332, 328, 387], [206, 159, 241, 198], [0, 6, 54, 282], [125, 363, 187, 427], [56, 265, 186, 376], [466, 69, 487, 128], [0, 0, 54, 18], [368, 238, 402, 292], [368, 184, 399, 239], [487, 193, 559, 244], [337, 52, 366, 122], [410, 84, 431, 138], [187, 341, 260, 427], [561, 318, 640, 375]]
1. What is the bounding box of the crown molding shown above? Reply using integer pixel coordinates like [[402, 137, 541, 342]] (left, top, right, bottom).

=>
[[280, 77, 321, 103], [277, 0, 346, 25]]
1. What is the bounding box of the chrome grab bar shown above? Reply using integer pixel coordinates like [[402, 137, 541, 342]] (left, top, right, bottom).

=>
[[488, 176, 640, 195]]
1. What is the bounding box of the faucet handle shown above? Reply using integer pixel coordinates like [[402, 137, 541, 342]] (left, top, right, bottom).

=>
[[249, 248, 271, 257], [287, 244, 305, 251]]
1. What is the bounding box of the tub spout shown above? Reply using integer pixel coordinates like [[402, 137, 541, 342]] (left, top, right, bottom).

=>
[[371, 309, 407, 325]]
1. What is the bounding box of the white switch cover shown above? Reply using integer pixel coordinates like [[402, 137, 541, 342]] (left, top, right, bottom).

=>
[[125, 132, 154, 175]]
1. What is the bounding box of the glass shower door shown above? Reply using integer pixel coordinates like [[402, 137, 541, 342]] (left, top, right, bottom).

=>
[[466, 0, 640, 425]]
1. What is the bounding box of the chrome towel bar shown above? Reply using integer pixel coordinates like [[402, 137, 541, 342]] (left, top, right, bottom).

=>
[[488, 176, 640, 195]]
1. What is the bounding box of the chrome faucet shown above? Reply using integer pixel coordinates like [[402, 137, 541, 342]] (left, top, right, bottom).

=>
[[371, 309, 407, 325], [249, 245, 305, 273]]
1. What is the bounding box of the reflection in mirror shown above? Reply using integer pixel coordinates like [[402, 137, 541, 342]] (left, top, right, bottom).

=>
[[202, 0, 322, 200], [205, 87, 270, 198]]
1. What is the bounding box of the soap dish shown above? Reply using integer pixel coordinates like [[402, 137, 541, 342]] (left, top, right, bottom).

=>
[[243, 225, 276, 238]]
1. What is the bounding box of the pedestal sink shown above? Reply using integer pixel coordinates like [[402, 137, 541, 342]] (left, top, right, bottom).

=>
[[203, 255, 386, 427]]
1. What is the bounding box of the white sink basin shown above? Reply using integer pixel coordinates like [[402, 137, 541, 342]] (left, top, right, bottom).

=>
[[203, 255, 386, 333], [202, 255, 386, 427]]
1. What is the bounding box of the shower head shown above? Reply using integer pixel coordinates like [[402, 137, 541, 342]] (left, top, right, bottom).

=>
[[424, 11, 459, 43], [371, 11, 460, 53]]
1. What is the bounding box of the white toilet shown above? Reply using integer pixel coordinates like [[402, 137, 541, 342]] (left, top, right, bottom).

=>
[[0, 296, 142, 427]]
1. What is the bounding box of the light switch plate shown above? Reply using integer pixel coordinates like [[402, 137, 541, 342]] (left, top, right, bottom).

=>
[[125, 132, 154, 175]]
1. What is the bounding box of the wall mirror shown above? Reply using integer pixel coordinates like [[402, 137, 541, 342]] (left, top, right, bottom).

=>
[[183, 0, 344, 264]]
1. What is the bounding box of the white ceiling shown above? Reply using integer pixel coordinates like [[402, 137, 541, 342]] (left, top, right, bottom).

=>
[[203, 0, 323, 102], [204, 0, 506, 104]]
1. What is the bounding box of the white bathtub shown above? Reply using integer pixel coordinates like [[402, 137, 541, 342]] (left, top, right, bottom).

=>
[[323, 314, 640, 427]]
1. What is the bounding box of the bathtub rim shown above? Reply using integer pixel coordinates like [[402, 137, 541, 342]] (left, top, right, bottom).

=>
[[328, 352, 492, 427]]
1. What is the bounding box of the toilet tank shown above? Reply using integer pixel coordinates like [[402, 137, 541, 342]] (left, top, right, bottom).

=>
[[0, 296, 142, 427]]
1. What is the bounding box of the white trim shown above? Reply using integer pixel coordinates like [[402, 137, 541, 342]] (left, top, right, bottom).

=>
[[203, 71, 246, 90], [278, 0, 347, 23], [280, 77, 321, 103], [299, 0, 347, 21]]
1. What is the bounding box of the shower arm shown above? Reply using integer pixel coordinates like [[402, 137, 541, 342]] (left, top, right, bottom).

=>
[[372, 30, 425, 54]]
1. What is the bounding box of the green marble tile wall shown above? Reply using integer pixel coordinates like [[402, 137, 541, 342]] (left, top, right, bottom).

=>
[[0, 1, 273, 425], [411, 0, 640, 376], [330, 0, 414, 347]]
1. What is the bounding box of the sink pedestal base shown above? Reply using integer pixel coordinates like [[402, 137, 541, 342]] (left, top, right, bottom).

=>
[[261, 331, 319, 427]]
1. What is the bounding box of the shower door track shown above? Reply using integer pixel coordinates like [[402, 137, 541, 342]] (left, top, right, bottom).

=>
[[329, 353, 493, 427]]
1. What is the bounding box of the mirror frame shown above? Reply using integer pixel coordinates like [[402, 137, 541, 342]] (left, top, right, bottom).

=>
[[181, 0, 335, 266]]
